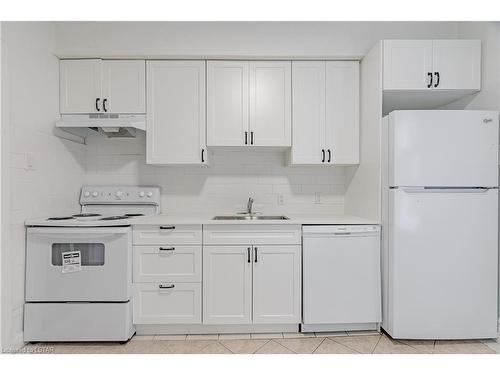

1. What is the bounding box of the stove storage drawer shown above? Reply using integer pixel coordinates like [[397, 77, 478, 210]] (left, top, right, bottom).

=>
[[133, 282, 202, 324], [133, 245, 202, 283], [133, 224, 202, 245]]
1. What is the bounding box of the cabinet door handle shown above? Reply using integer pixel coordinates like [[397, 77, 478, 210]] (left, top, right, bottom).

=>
[[159, 226, 175, 230], [159, 284, 175, 289], [427, 72, 433, 88], [245, 131, 248, 145], [102, 98, 108, 112], [434, 72, 440, 88], [247, 247, 251, 263], [95, 98, 101, 112], [321, 149, 325, 163], [250, 131, 254, 145], [201, 149, 205, 163], [159, 247, 175, 251], [327, 149, 331, 163], [254, 247, 258, 263]]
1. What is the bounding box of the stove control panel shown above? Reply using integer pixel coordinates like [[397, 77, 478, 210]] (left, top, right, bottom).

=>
[[80, 186, 161, 205]]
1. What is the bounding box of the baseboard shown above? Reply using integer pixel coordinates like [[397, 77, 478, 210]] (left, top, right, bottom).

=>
[[136, 324, 299, 335], [301, 322, 379, 333]]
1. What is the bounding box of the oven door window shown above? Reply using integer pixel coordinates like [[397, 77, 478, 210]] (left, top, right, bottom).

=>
[[51, 243, 105, 266]]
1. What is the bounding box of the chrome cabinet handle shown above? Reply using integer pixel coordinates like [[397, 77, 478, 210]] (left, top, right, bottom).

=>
[[159, 247, 175, 251], [427, 72, 433, 88], [159, 284, 175, 289], [160, 226, 175, 230], [247, 247, 251, 263], [254, 246, 258, 263]]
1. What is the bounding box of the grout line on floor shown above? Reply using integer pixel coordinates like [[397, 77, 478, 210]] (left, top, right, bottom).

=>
[[311, 338, 326, 354], [271, 338, 296, 353], [328, 337, 363, 354], [371, 334, 383, 354]]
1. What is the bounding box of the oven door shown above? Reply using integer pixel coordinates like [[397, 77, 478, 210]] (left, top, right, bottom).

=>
[[26, 226, 132, 302]]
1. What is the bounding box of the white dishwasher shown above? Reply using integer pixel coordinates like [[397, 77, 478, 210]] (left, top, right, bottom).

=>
[[302, 225, 381, 332]]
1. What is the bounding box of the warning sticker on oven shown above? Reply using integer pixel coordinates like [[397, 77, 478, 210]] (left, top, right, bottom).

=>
[[61, 251, 81, 273]]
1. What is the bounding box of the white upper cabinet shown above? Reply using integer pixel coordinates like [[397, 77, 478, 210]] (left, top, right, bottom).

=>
[[59, 59, 145, 114], [60, 59, 101, 114], [249, 61, 291, 146], [291, 61, 359, 165], [102, 60, 145, 113], [383, 39, 481, 91], [207, 61, 249, 146], [326, 61, 360, 165], [252, 245, 301, 324], [146, 61, 207, 165], [207, 60, 291, 147], [432, 40, 481, 90], [383, 40, 433, 90], [291, 62, 326, 164]]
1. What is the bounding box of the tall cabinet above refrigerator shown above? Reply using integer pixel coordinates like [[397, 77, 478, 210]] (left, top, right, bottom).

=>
[[381, 110, 499, 340]]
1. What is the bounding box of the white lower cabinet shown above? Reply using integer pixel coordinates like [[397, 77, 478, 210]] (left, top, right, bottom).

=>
[[203, 243, 301, 325], [252, 245, 301, 324], [203, 246, 253, 324], [133, 283, 201, 324]]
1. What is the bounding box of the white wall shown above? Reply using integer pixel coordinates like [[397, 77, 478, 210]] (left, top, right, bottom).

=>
[[54, 21, 459, 58], [85, 134, 346, 215], [0, 22, 86, 350]]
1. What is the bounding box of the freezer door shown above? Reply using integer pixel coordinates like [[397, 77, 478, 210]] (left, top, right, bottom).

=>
[[385, 187, 498, 339], [388, 110, 499, 187]]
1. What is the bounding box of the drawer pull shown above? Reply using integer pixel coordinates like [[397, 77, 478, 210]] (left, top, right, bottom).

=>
[[159, 247, 175, 251], [159, 284, 175, 289], [160, 226, 175, 230]]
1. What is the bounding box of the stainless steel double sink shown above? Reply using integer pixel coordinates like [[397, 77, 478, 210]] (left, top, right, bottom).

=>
[[212, 215, 290, 221]]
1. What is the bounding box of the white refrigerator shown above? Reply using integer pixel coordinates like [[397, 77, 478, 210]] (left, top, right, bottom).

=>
[[381, 110, 499, 340]]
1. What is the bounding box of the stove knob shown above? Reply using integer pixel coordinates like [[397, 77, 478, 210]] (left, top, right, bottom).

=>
[[116, 191, 123, 198], [139, 191, 145, 197], [92, 191, 98, 197], [83, 191, 90, 197], [147, 191, 153, 198]]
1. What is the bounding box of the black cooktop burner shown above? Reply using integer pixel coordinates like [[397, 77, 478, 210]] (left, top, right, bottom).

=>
[[125, 213, 145, 217], [100, 215, 129, 221], [47, 216, 73, 220], [73, 213, 102, 218]]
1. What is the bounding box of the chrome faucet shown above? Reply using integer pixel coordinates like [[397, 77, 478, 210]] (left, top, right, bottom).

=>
[[246, 197, 254, 214]]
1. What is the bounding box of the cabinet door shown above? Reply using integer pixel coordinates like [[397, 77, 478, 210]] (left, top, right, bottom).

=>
[[146, 61, 206, 164], [432, 40, 481, 90], [253, 245, 301, 324], [383, 40, 433, 90], [203, 246, 252, 324], [207, 61, 249, 146], [325, 61, 360, 164], [60, 59, 101, 114], [249, 61, 291, 146], [290, 61, 326, 164], [102, 60, 145, 113]]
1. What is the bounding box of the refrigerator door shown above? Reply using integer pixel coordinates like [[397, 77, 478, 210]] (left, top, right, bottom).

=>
[[384, 187, 498, 339], [388, 110, 499, 187]]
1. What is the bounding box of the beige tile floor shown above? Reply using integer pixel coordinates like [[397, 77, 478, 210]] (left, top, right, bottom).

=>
[[22, 331, 499, 354]]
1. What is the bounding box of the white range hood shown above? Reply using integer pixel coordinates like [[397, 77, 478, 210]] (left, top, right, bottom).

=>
[[55, 114, 146, 143]]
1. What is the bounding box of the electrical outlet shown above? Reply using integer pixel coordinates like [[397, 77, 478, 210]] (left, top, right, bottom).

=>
[[25, 153, 36, 171], [314, 192, 321, 204], [277, 193, 286, 206]]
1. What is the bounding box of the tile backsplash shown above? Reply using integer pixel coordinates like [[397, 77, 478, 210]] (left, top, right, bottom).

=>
[[85, 133, 346, 215]]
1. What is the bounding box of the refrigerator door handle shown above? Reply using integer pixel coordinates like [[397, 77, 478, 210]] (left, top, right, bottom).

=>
[[401, 187, 490, 194]]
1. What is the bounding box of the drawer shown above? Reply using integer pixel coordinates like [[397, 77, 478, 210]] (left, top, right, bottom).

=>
[[203, 224, 302, 245], [133, 282, 201, 324], [133, 245, 201, 282], [133, 224, 202, 245]]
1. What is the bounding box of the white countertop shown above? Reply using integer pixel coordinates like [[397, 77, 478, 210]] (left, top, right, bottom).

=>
[[132, 213, 379, 226]]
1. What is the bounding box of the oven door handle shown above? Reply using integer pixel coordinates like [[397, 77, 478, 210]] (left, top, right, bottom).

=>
[[26, 227, 131, 235]]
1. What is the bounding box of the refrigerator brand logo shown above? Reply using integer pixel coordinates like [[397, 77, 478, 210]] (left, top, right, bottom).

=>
[[483, 118, 493, 123]]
